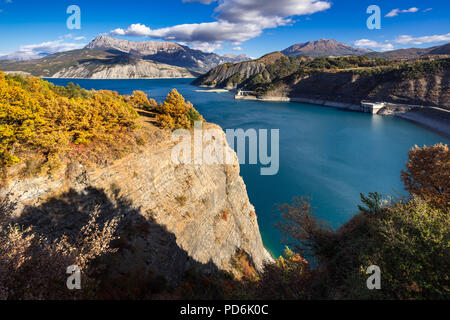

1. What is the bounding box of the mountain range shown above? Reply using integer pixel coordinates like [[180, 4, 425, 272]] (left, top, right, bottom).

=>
[[0, 36, 449, 79], [281, 39, 450, 60], [365, 43, 450, 60], [0, 36, 250, 78]]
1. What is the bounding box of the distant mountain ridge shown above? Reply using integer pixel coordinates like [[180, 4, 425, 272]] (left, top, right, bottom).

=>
[[281, 39, 450, 60], [282, 39, 371, 57], [366, 43, 450, 60], [0, 36, 251, 79], [1, 36, 449, 79]]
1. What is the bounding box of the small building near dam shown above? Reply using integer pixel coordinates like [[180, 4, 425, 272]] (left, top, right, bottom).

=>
[[360, 101, 385, 114], [235, 90, 255, 98]]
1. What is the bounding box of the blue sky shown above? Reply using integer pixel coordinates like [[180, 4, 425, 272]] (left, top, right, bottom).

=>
[[0, 0, 449, 58]]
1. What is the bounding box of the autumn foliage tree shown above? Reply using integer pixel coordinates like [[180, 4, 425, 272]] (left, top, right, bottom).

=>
[[128, 90, 157, 111], [156, 89, 202, 130], [401, 144, 450, 209], [0, 72, 139, 172]]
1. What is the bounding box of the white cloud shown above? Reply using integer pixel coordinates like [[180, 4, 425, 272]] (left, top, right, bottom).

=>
[[74, 36, 86, 41], [232, 46, 243, 51], [385, 7, 419, 17], [423, 8, 432, 12], [111, 24, 151, 37], [385, 9, 400, 17], [111, 21, 265, 43], [110, 0, 331, 51], [2, 40, 86, 60], [182, 0, 216, 4], [393, 33, 450, 45], [354, 39, 394, 51], [403, 7, 419, 13], [215, 0, 331, 24], [180, 41, 223, 52]]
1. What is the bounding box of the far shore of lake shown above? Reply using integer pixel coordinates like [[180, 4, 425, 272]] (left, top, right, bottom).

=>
[[234, 93, 450, 138]]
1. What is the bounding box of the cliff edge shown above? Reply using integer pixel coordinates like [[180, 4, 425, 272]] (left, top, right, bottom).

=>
[[1, 121, 273, 284]]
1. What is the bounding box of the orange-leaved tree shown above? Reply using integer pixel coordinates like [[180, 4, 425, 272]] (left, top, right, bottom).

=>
[[156, 89, 201, 130], [401, 143, 449, 210], [128, 90, 157, 111]]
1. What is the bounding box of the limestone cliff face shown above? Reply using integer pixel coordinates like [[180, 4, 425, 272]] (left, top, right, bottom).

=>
[[86, 35, 250, 74], [52, 59, 195, 79], [2, 123, 272, 284]]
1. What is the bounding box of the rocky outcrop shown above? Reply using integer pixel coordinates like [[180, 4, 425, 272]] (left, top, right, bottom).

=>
[[193, 60, 266, 89], [192, 52, 291, 89], [1, 123, 272, 284]]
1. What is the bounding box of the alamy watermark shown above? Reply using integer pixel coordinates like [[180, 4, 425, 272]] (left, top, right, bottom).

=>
[[66, 5, 81, 30], [366, 265, 381, 290], [171, 121, 279, 176], [66, 265, 81, 290], [367, 5, 381, 30]]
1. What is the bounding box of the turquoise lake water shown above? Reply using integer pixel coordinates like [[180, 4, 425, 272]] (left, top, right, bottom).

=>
[[46, 78, 449, 257]]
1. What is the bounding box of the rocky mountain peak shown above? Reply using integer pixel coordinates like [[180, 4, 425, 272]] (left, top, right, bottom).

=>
[[282, 39, 371, 57], [86, 35, 181, 54]]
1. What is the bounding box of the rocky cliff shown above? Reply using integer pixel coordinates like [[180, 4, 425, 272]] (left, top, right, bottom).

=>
[[1, 122, 272, 284], [193, 60, 266, 89], [51, 58, 195, 79], [285, 70, 450, 108]]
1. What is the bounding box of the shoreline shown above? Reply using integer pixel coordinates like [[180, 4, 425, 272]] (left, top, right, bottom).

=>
[[392, 108, 450, 139], [194, 89, 229, 93], [235, 94, 450, 139], [2, 71, 197, 80], [235, 94, 361, 111], [42, 76, 197, 80]]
